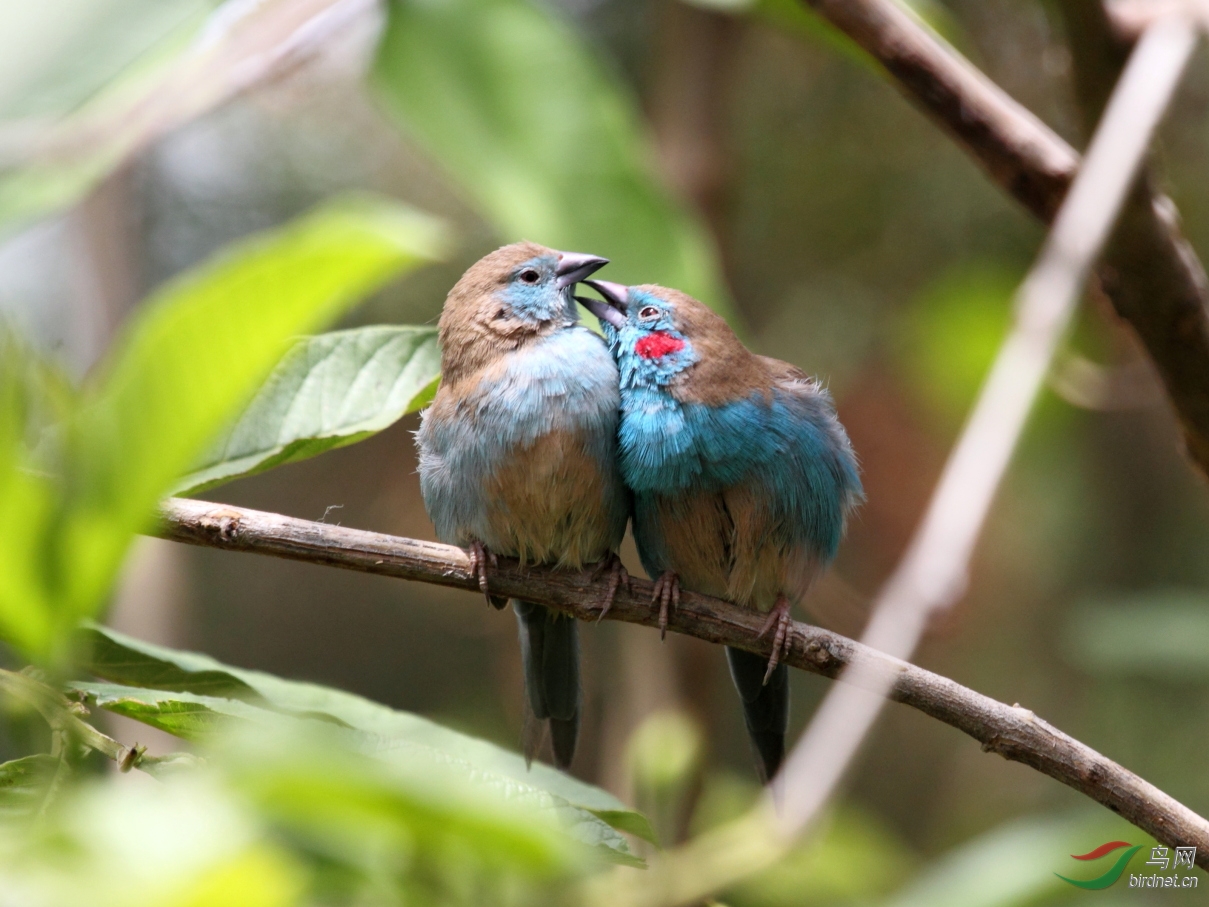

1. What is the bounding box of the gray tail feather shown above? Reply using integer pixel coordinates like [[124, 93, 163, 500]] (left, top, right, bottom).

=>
[[726, 646, 789, 784], [513, 600, 581, 769]]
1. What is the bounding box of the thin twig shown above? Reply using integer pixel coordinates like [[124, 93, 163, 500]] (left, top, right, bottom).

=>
[[584, 16, 1202, 904], [154, 497, 1209, 872], [772, 11, 1199, 837], [801, 0, 1209, 481]]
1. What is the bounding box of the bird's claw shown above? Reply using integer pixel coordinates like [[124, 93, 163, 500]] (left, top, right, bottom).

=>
[[758, 596, 793, 684], [651, 571, 680, 641], [467, 541, 499, 607], [591, 554, 631, 622]]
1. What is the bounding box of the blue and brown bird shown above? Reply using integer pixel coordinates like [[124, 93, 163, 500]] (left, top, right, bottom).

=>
[[416, 243, 629, 768], [581, 280, 862, 783]]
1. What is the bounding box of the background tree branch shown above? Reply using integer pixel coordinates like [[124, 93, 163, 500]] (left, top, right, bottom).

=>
[[157, 496, 1209, 869], [801, 0, 1209, 480]]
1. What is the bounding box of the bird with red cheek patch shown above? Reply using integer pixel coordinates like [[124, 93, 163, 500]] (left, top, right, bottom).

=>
[[634, 332, 686, 359], [581, 279, 863, 784]]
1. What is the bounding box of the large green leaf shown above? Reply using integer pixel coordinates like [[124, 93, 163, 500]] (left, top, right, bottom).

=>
[[72, 679, 642, 867], [0, 721, 586, 905], [78, 625, 655, 851], [372, 0, 732, 319], [177, 325, 441, 495], [0, 196, 446, 663], [0, 337, 69, 655]]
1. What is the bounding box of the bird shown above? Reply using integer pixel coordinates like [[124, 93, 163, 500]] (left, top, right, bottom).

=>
[[580, 279, 862, 783], [415, 242, 629, 769]]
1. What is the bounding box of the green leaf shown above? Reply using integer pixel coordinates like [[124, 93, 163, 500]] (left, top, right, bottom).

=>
[[0, 337, 64, 655], [372, 0, 733, 320], [219, 718, 592, 879], [77, 625, 654, 857], [77, 682, 263, 739], [0, 754, 60, 820], [177, 325, 441, 495], [0, 196, 447, 664], [73, 677, 642, 867], [63, 195, 445, 612]]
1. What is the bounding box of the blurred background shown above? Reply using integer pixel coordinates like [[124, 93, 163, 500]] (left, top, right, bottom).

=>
[[3, 0, 1209, 902]]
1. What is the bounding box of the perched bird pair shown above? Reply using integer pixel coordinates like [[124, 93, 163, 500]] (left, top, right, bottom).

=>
[[416, 243, 861, 782]]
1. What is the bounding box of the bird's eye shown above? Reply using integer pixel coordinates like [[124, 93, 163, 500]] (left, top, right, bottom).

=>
[[639, 306, 660, 319], [519, 269, 541, 284], [495, 308, 508, 320]]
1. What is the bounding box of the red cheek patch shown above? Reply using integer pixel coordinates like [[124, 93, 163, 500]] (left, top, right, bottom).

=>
[[635, 331, 685, 359]]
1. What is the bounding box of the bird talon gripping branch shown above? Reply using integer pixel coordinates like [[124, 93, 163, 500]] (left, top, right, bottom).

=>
[[465, 540, 502, 608], [591, 553, 631, 621], [650, 571, 680, 640], [759, 596, 794, 684]]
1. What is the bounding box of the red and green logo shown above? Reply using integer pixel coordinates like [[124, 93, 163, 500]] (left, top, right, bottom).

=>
[[1056, 841, 1142, 889]]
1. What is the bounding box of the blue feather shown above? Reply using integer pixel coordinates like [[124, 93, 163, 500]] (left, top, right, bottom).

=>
[[592, 281, 862, 784], [418, 324, 627, 553]]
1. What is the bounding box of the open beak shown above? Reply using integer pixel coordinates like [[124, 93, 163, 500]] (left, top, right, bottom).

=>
[[555, 251, 609, 290], [580, 279, 629, 329]]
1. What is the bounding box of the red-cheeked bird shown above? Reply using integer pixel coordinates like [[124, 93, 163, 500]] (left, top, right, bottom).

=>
[[582, 280, 862, 782]]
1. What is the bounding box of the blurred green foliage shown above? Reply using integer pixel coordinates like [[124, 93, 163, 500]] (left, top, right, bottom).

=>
[[896, 262, 1017, 426], [1063, 591, 1209, 680], [625, 710, 704, 847], [372, 0, 732, 316], [0, 717, 590, 907], [0, 195, 443, 665], [0, 0, 216, 232], [0, 0, 209, 120], [77, 625, 653, 856]]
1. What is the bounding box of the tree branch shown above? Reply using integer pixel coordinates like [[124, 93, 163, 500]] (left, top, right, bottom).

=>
[[801, 0, 1209, 481], [157, 496, 1209, 869]]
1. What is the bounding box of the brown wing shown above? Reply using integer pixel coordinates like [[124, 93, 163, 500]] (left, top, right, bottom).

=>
[[756, 354, 816, 388]]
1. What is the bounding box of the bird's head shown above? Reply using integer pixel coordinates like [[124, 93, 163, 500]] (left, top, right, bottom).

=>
[[438, 242, 608, 380], [582, 281, 742, 392]]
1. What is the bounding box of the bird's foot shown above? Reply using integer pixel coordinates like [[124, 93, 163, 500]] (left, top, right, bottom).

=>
[[466, 540, 500, 608], [591, 553, 631, 622], [651, 571, 680, 641], [758, 595, 793, 684]]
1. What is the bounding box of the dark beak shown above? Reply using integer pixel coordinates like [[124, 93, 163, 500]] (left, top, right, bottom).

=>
[[555, 251, 609, 290], [580, 279, 629, 329]]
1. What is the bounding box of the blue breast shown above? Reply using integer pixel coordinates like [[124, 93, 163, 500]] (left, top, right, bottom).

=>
[[619, 386, 860, 559], [419, 327, 625, 546]]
